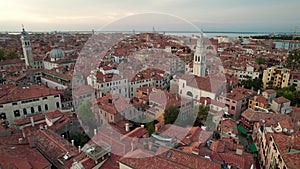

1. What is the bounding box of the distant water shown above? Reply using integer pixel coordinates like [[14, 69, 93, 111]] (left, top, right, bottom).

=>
[[165, 32, 268, 38]]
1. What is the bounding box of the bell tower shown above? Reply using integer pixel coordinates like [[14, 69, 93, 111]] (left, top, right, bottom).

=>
[[20, 25, 34, 68], [193, 32, 206, 77]]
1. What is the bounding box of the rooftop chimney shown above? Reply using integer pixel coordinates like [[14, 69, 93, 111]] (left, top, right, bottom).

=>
[[30, 117, 34, 127], [236, 145, 243, 155], [71, 140, 74, 146], [78, 146, 81, 153], [94, 129, 97, 136], [125, 123, 130, 132], [22, 129, 26, 138]]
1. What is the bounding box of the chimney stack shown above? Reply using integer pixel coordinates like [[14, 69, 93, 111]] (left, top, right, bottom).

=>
[[94, 129, 97, 136], [78, 146, 81, 153], [125, 123, 130, 132], [71, 140, 74, 146], [22, 129, 26, 138], [30, 117, 34, 127]]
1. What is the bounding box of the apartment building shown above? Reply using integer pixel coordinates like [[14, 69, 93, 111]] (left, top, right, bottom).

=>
[[0, 84, 62, 124], [262, 65, 290, 89]]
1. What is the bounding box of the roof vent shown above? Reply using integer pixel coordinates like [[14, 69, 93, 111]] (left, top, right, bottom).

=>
[[63, 152, 70, 160], [166, 151, 172, 158], [204, 155, 211, 159]]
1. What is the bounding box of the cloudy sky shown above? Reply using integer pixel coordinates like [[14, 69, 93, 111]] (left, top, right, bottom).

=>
[[1, 0, 299, 32]]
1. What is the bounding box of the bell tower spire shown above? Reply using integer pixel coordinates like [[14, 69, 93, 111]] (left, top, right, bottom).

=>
[[20, 25, 34, 68], [193, 31, 206, 77]]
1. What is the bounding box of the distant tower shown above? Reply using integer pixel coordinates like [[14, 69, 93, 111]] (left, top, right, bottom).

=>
[[193, 32, 206, 77], [20, 25, 34, 68]]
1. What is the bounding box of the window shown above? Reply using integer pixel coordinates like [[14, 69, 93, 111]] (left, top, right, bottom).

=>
[[0, 112, 6, 120], [56, 102, 60, 108], [12, 102, 17, 106], [231, 106, 235, 110], [23, 108, 27, 115], [45, 104, 48, 111], [54, 95, 59, 98], [14, 110, 21, 117], [31, 107, 35, 114], [42, 97, 47, 100], [38, 106, 42, 112]]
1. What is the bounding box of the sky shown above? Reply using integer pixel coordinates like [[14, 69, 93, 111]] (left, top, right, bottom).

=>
[[1, 0, 300, 32]]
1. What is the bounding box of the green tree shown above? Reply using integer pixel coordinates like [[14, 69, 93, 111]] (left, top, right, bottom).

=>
[[277, 86, 300, 107], [255, 57, 266, 65], [286, 49, 300, 70], [0, 49, 4, 60], [240, 77, 263, 91], [77, 100, 95, 126], [195, 104, 210, 126], [164, 106, 180, 125], [5, 51, 18, 60], [145, 120, 155, 135], [69, 133, 90, 147]]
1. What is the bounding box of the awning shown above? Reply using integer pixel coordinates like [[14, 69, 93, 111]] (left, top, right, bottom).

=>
[[238, 125, 247, 134], [42, 72, 69, 81], [249, 143, 258, 153]]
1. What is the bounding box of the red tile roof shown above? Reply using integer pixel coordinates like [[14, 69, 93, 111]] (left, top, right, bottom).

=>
[[14, 110, 66, 126], [273, 96, 290, 104], [0, 84, 61, 104], [14, 113, 45, 126], [210, 140, 225, 153], [264, 89, 277, 94], [222, 87, 256, 101], [271, 133, 300, 169], [33, 129, 78, 168], [219, 151, 254, 169], [118, 148, 222, 169], [220, 119, 238, 134], [242, 109, 289, 124], [182, 75, 225, 93], [95, 93, 133, 115], [0, 144, 51, 169], [121, 127, 148, 139], [251, 95, 268, 105], [0, 59, 24, 66]]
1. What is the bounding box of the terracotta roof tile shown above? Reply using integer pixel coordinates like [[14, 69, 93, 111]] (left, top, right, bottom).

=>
[[273, 96, 290, 104], [0, 84, 61, 104]]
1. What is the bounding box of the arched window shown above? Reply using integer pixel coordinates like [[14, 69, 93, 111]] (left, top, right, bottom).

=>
[[186, 91, 193, 97], [38, 105, 42, 112], [31, 107, 34, 114], [45, 104, 48, 111], [23, 108, 27, 115], [0, 112, 7, 120], [56, 102, 60, 109]]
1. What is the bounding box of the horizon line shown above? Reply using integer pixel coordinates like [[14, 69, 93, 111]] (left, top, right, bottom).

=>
[[0, 30, 296, 35]]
